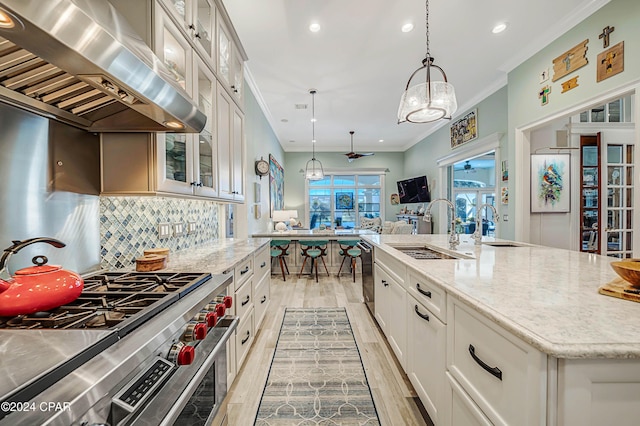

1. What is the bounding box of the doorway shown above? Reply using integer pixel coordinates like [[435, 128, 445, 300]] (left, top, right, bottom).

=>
[[452, 153, 497, 236]]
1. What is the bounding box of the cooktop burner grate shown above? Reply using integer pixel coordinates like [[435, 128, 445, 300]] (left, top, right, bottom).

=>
[[0, 272, 212, 331]]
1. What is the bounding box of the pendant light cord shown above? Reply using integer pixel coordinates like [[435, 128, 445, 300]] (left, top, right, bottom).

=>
[[425, 0, 430, 59], [311, 89, 317, 159]]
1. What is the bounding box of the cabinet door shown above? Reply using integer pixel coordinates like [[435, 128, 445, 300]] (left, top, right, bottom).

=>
[[374, 264, 389, 333], [386, 273, 407, 367], [193, 58, 218, 197], [155, 9, 192, 93], [157, 132, 195, 195], [231, 49, 244, 103], [193, 0, 215, 61], [216, 83, 233, 199], [407, 296, 446, 424], [231, 107, 244, 200], [217, 18, 232, 87]]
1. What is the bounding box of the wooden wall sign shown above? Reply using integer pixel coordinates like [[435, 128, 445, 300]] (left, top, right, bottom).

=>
[[597, 41, 624, 82], [561, 76, 579, 93], [552, 39, 588, 82]]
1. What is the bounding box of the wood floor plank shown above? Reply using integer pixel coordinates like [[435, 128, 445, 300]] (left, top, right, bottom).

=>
[[222, 273, 430, 426]]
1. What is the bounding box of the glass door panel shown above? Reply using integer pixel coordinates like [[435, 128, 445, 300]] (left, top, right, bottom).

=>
[[166, 133, 188, 182], [196, 0, 214, 58]]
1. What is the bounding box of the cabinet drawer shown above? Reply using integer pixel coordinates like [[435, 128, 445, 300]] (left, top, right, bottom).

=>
[[374, 249, 406, 286], [235, 277, 253, 321], [448, 300, 545, 426], [407, 269, 446, 322], [255, 244, 270, 281], [253, 272, 270, 330], [235, 310, 254, 369], [445, 372, 492, 426], [234, 256, 253, 291]]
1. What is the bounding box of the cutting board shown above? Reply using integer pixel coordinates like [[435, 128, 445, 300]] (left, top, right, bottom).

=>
[[599, 277, 640, 303]]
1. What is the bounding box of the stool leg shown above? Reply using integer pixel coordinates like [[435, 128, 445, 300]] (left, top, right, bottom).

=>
[[283, 257, 289, 274], [352, 256, 356, 282], [337, 255, 347, 277], [279, 256, 286, 281], [298, 256, 308, 278], [320, 256, 329, 276]]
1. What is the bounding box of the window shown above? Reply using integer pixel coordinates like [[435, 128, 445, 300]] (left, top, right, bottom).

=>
[[576, 95, 632, 123], [307, 174, 384, 229], [452, 153, 496, 235]]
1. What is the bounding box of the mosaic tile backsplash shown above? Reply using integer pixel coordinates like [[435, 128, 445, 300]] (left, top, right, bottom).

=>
[[100, 196, 220, 270]]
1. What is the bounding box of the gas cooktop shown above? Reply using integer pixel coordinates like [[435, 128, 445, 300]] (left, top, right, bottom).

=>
[[0, 272, 211, 334]]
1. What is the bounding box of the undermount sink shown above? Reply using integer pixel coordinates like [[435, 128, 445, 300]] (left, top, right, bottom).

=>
[[390, 245, 473, 260], [482, 241, 530, 247]]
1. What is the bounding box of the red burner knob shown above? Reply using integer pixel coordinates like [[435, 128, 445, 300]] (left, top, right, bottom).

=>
[[167, 342, 195, 366], [177, 345, 195, 366], [223, 296, 233, 309], [215, 303, 226, 317], [183, 322, 208, 342], [205, 311, 218, 327]]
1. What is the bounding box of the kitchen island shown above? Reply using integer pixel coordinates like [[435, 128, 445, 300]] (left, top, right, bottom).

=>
[[361, 233, 640, 426]]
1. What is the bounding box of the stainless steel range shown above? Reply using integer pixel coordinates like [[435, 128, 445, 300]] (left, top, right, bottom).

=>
[[0, 271, 237, 426]]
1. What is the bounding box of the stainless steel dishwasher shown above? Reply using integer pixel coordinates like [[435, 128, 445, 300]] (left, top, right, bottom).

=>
[[358, 241, 374, 316]]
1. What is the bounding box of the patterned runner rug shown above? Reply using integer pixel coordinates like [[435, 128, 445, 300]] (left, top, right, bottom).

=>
[[254, 307, 380, 425]]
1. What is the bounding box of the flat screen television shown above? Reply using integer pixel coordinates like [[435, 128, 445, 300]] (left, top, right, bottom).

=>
[[397, 175, 431, 204]]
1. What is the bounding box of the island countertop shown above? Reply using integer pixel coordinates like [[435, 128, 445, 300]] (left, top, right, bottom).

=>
[[361, 233, 640, 359]]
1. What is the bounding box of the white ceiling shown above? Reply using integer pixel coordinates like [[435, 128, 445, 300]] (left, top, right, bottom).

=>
[[223, 0, 608, 154]]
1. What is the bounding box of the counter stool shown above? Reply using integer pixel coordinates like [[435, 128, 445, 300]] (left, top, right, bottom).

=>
[[337, 240, 362, 282], [298, 240, 329, 282], [270, 239, 291, 281]]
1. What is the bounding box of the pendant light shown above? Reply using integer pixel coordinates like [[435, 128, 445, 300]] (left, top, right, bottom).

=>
[[305, 89, 324, 180], [397, 0, 457, 124]]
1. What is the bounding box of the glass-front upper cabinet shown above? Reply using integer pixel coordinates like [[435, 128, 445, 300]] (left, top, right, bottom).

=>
[[194, 57, 218, 198], [158, 0, 216, 64], [217, 14, 245, 105]]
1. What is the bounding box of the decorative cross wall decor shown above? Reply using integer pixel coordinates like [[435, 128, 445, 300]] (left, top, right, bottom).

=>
[[599, 26, 615, 48], [561, 76, 579, 93], [539, 85, 551, 106], [552, 39, 588, 82]]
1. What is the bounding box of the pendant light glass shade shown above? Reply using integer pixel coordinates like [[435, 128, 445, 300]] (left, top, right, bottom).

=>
[[305, 89, 324, 180], [397, 0, 457, 124]]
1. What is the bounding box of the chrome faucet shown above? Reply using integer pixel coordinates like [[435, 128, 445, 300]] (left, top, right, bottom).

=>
[[424, 198, 460, 250], [472, 204, 499, 245]]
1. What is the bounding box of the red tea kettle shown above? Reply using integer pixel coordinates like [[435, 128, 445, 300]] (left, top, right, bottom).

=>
[[0, 237, 84, 317]]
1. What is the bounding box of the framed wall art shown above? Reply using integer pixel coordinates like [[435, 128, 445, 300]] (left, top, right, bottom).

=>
[[450, 109, 478, 149], [269, 154, 284, 217], [530, 154, 570, 213]]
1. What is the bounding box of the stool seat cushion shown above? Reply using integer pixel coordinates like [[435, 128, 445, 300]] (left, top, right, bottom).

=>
[[271, 248, 283, 257], [346, 248, 361, 257]]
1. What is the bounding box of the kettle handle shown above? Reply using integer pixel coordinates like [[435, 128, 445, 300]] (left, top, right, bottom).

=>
[[0, 238, 66, 275]]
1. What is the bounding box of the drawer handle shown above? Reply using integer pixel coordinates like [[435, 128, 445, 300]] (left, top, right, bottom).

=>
[[241, 295, 250, 306], [416, 283, 432, 298], [468, 344, 502, 381], [382, 279, 389, 287], [414, 305, 429, 322], [261, 295, 267, 304], [241, 330, 250, 345], [240, 266, 250, 275], [260, 261, 266, 268]]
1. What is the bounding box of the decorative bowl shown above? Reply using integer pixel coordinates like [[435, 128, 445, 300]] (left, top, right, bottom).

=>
[[610, 259, 640, 288]]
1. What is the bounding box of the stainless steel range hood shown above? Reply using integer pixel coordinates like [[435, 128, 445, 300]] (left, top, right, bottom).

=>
[[0, 0, 206, 133]]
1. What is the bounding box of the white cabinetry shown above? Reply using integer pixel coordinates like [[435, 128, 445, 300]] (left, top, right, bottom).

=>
[[217, 16, 244, 104], [445, 299, 546, 426], [158, 0, 216, 64], [216, 82, 244, 201], [373, 250, 407, 369], [556, 358, 640, 426], [407, 294, 446, 425]]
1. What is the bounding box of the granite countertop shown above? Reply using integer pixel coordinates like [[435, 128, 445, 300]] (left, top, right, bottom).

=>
[[252, 229, 377, 239], [361, 234, 640, 359], [161, 238, 270, 275]]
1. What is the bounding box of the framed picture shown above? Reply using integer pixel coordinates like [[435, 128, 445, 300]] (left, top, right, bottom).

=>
[[269, 154, 284, 217], [501, 160, 509, 181], [450, 109, 478, 149], [530, 154, 570, 213], [335, 192, 354, 210]]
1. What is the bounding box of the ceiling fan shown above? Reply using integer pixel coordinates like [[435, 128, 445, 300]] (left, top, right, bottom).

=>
[[463, 161, 476, 173], [344, 131, 374, 162]]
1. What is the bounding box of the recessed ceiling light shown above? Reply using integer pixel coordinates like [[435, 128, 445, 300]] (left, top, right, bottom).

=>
[[379, 139, 384, 143], [310, 118, 317, 122], [281, 118, 288, 122], [492, 22, 508, 34], [309, 22, 321, 33], [0, 9, 15, 28], [401, 23, 414, 33], [164, 121, 183, 129]]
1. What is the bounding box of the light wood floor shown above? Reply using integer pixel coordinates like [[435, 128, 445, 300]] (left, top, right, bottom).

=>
[[222, 271, 432, 426]]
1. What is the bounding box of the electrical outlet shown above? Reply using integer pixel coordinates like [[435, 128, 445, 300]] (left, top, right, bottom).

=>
[[187, 221, 197, 234], [158, 222, 171, 239], [502, 214, 509, 221], [173, 222, 185, 237]]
